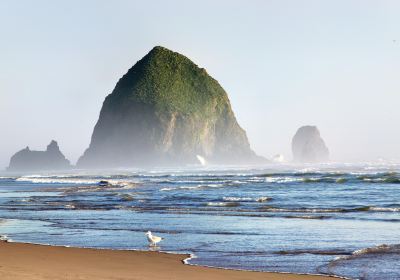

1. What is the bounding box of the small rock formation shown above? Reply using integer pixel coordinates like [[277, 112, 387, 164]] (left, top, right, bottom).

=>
[[291, 126, 329, 163], [8, 140, 71, 171], [98, 180, 110, 187], [77, 46, 264, 168]]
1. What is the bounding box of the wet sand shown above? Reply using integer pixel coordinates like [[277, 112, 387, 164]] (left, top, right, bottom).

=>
[[0, 241, 339, 280]]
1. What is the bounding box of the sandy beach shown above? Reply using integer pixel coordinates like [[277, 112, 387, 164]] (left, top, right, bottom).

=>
[[0, 241, 338, 280]]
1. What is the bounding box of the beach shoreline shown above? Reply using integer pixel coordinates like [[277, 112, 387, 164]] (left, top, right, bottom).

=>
[[0, 241, 341, 280]]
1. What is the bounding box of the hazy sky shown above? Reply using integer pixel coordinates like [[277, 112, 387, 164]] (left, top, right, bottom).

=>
[[1, 0, 399, 169]]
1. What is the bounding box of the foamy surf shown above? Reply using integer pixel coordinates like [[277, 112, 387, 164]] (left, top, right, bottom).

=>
[[2, 164, 400, 280], [222, 196, 271, 202]]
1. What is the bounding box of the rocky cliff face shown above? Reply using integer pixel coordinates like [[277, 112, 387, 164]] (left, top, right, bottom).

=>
[[8, 140, 71, 171], [292, 126, 329, 163], [77, 46, 262, 168]]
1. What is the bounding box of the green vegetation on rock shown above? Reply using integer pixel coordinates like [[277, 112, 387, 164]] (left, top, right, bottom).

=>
[[78, 46, 263, 168]]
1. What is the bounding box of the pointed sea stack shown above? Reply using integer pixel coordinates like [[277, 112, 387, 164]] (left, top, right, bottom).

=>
[[78, 46, 262, 168], [8, 140, 71, 171], [291, 126, 329, 163]]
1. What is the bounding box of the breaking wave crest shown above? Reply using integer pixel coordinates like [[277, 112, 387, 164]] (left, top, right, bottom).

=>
[[206, 202, 241, 207], [260, 206, 400, 213], [258, 171, 400, 184], [16, 177, 100, 184], [222, 196, 271, 202], [351, 244, 400, 256], [276, 249, 351, 256], [324, 244, 400, 265], [15, 176, 137, 189], [160, 184, 224, 191]]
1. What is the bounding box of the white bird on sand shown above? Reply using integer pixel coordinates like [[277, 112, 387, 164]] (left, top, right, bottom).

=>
[[145, 231, 163, 246], [0, 235, 8, 242]]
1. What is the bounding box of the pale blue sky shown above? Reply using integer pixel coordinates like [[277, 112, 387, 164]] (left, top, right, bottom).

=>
[[1, 0, 399, 168]]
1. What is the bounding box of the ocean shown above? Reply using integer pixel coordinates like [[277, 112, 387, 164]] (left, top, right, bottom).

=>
[[0, 163, 399, 279]]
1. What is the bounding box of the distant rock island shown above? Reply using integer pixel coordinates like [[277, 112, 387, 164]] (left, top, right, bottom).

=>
[[8, 140, 71, 172], [292, 126, 329, 163], [78, 46, 263, 168]]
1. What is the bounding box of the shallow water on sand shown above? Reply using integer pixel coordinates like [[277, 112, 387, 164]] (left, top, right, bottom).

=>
[[1, 163, 400, 279]]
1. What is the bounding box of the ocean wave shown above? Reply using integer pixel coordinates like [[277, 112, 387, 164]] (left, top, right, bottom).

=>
[[352, 244, 400, 256], [15, 176, 138, 189], [170, 179, 234, 184], [302, 177, 348, 183], [322, 243, 400, 278], [285, 206, 400, 213], [17, 179, 137, 194], [59, 183, 136, 194], [119, 194, 135, 201], [356, 172, 400, 184], [276, 249, 351, 256], [331, 244, 400, 263], [259, 171, 345, 178], [263, 175, 347, 184], [159, 187, 175, 191], [257, 171, 400, 185], [160, 186, 201, 191], [206, 202, 240, 207], [265, 177, 302, 183], [222, 197, 253, 202], [160, 195, 206, 202], [20, 198, 37, 203], [0, 176, 16, 180], [64, 204, 76, 209], [246, 177, 265, 183], [369, 207, 400, 212], [282, 215, 330, 220], [260, 206, 372, 213], [160, 184, 224, 192], [222, 196, 271, 202], [16, 177, 100, 185]]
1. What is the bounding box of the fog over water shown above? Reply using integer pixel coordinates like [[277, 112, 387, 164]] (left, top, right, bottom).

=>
[[1, 0, 400, 169]]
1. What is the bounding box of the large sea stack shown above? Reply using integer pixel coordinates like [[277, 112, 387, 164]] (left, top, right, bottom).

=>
[[78, 46, 262, 168], [8, 140, 71, 171], [292, 126, 329, 163]]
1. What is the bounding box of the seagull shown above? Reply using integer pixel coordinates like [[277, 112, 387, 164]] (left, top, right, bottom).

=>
[[0, 235, 8, 242], [145, 231, 163, 246]]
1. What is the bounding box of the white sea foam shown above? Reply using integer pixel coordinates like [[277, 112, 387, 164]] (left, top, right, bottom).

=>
[[21, 174, 50, 178], [160, 187, 175, 191], [223, 197, 253, 202], [264, 177, 301, 183], [16, 177, 99, 184], [369, 207, 400, 212], [160, 184, 224, 192], [222, 196, 270, 202], [15, 176, 137, 189], [160, 186, 203, 191], [247, 177, 265, 183], [262, 207, 345, 213], [329, 243, 400, 271], [206, 202, 239, 207], [207, 202, 228, 206], [352, 244, 392, 256], [342, 243, 400, 258]]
